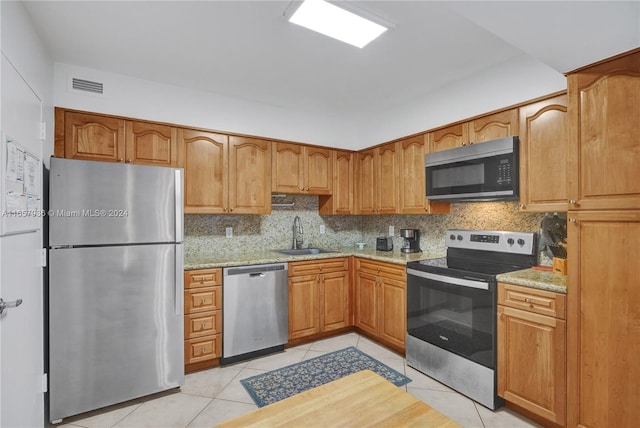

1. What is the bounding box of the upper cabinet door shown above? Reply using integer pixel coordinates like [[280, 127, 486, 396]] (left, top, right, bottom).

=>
[[428, 123, 469, 152], [179, 129, 228, 214], [469, 109, 518, 144], [63, 111, 125, 162], [376, 143, 399, 215], [567, 52, 640, 210], [228, 136, 272, 214], [305, 146, 332, 195], [398, 136, 426, 214], [399, 135, 450, 214], [272, 142, 304, 194], [319, 150, 354, 215], [518, 94, 569, 212], [356, 149, 376, 215], [125, 121, 178, 166]]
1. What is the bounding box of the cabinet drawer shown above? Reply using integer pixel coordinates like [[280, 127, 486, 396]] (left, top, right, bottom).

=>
[[184, 268, 222, 289], [185, 310, 222, 339], [185, 286, 221, 313], [356, 258, 406, 281], [289, 257, 348, 276], [498, 282, 566, 319], [184, 335, 221, 364]]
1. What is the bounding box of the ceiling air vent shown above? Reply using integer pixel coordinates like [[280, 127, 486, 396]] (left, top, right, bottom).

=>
[[72, 78, 103, 94]]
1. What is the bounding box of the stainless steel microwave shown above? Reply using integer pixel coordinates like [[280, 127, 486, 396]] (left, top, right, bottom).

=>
[[425, 136, 519, 202]]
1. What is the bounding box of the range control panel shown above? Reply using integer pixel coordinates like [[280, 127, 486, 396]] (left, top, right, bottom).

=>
[[447, 229, 536, 255]]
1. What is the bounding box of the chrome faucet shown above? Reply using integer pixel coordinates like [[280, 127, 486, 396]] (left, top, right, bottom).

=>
[[292, 216, 304, 249]]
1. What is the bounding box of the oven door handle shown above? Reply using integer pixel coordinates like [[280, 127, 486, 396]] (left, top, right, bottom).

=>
[[407, 268, 489, 290]]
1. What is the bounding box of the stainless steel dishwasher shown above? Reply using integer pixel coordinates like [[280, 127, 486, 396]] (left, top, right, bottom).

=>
[[221, 262, 288, 365]]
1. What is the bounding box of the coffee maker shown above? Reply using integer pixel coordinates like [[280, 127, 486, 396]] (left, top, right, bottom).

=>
[[400, 229, 421, 253]]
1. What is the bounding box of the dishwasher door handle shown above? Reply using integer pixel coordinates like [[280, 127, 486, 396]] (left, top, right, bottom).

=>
[[249, 272, 266, 278]]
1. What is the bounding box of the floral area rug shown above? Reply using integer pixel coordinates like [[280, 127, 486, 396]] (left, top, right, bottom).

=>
[[240, 346, 411, 407]]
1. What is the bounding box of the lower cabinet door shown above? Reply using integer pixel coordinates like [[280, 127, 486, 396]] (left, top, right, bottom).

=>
[[288, 275, 320, 339], [320, 271, 350, 332], [355, 271, 378, 337], [379, 278, 406, 350], [498, 305, 566, 425]]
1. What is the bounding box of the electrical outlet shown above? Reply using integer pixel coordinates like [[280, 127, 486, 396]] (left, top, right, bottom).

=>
[[320, 225, 326, 234], [388, 226, 394, 237], [226, 227, 233, 238]]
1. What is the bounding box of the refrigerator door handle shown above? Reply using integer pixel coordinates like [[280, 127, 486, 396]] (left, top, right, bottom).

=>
[[175, 244, 184, 316], [174, 169, 184, 242]]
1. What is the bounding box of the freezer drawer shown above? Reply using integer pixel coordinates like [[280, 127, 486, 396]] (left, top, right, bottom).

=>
[[48, 243, 184, 422]]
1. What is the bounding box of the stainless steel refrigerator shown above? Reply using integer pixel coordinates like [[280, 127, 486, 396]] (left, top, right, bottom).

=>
[[48, 157, 184, 423]]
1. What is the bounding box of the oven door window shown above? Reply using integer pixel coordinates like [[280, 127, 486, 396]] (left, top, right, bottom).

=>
[[407, 272, 495, 368]]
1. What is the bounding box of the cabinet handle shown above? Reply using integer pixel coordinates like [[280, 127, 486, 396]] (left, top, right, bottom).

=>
[[519, 204, 526, 209], [461, 142, 467, 146], [117, 158, 123, 162], [569, 199, 579, 206], [201, 347, 206, 354], [200, 322, 206, 329], [569, 218, 577, 223], [229, 208, 234, 212], [126, 159, 132, 163]]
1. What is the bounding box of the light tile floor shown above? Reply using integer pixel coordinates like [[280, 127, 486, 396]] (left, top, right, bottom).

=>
[[56, 333, 541, 428]]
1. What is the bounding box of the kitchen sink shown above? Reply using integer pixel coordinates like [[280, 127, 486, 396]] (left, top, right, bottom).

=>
[[274, 248, 336, 256]]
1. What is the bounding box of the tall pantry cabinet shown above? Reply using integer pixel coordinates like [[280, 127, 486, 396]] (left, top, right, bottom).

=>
[[566, 48, 640, 428]]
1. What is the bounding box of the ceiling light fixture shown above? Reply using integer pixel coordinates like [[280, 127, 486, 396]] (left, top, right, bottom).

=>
[[286, 0, 391, 48]]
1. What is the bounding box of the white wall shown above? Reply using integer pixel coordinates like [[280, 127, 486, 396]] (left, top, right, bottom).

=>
[[355, 55, 567, 145], [54, 56, 566, 151], [1, 1, 54, 164], [54, 63, 360, 150]]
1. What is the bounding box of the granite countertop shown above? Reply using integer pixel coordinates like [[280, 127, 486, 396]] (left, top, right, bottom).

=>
[[185, 247, 445, 270], [496, 268, 567, 294]]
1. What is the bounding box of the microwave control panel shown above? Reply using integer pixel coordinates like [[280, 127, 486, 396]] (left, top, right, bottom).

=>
[[496, 159, 512, 184]]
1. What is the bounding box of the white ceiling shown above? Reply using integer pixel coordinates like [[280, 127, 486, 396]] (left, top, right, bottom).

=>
[[22, 1, 640, 120]]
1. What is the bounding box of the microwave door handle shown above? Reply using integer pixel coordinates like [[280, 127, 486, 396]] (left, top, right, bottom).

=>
[[406, 268, 489, 290]]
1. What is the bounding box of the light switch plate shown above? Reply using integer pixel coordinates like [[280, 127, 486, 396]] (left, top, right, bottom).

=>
[[320, 225, 326, 234], [226, 227, 233, 238], [388, 226, 395, 236]]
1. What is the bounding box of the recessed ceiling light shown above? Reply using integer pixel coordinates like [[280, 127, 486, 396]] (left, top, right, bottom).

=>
[[288, 0, 389, 48]]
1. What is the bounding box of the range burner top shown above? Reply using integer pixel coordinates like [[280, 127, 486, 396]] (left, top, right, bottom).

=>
[[408, 229, 538, 277]]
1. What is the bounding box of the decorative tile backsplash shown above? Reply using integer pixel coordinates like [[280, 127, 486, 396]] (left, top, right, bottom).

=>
[[185, 195, 548, 262]]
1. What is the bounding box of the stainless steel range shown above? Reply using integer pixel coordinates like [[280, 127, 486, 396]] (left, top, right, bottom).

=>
[[405, 229, 537, 409]]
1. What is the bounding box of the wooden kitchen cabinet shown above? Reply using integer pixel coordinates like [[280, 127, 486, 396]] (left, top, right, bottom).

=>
[[566, 50, 640, 211], [497, 283, 566, 426], [228, 136, 272, 214], [356, 143, 399, 215], [398, 134, 450, 214], [566, 210, 640, 428], [469, 108, 519, 144], [55, 109, 178, 166], [288, 258, 350, 340], [428, 123, 468, 153], [184, 268, 223, 372], [178, 129, 228, 214], [319, 150, 355, 215], [124, 121, 178, 166], [427, 108, 518, 153], [354, 258, 406, 352], [518, 94, 568, 212], [179, 131, 271, 214], [272, 142, 332, 195]]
